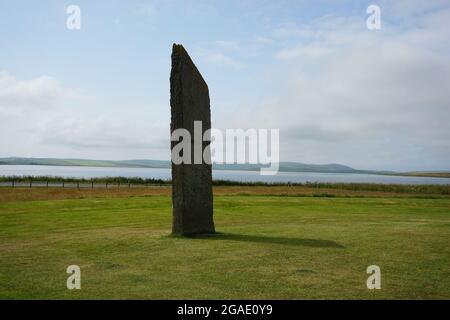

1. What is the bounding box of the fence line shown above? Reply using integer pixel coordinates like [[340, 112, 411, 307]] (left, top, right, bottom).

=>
[[0, 180, 167, 189]]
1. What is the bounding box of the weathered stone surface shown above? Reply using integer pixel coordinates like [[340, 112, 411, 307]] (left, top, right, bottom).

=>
[[170, 43, 215, 235]]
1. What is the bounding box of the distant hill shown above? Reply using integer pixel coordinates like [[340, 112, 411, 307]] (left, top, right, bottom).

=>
[[0, 157, 449, 178], [0, 157, 170, 169], [0, 157, 359, 173]]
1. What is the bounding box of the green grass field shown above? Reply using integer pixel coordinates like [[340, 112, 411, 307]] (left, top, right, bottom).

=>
[[1, 193, 449, 299]]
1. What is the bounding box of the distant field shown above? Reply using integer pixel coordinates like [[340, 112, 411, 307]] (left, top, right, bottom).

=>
[[0, 188, 449, 299], [1, 184, 450, 202]]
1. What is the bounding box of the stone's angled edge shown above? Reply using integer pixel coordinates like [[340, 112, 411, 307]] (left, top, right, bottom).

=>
[[170, 43, 215, 236]]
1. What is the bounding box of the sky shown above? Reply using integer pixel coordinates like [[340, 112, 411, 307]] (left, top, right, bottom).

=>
[[0, 0, 449, 171]]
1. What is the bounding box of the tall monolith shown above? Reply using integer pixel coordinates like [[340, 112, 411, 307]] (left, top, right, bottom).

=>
[[170, 43, 215, 235]]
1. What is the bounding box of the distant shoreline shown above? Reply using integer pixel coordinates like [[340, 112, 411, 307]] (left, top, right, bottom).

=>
[[0, 157, 449, 179], [0, 157, 450, 178], [1, 175, 449, 198]]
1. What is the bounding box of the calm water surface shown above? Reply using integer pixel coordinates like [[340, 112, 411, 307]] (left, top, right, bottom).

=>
[[1, 165, 449, 185]]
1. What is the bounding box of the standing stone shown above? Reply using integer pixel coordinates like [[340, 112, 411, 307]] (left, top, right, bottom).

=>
[[170, 43, 215, 235]]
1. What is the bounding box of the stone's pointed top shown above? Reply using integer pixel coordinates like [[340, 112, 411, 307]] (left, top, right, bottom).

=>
[[172, 43, 184, 55], [171, 43, 189, 60], [171, 43, 208, 92]]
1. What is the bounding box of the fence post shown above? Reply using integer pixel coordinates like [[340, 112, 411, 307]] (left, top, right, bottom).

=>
[[12, 180, 14, 188], [106, 182, 108, 189], [91, 181, 94, 189], [63, 181, 65, 188], [46, 181, 49, 188], [77, 182, 80, 190], [30, 180, 32, 188]]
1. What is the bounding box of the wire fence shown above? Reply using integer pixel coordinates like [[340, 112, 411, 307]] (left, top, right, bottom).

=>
[[0, 177, 449, 194], [0, 180, 168, 189]]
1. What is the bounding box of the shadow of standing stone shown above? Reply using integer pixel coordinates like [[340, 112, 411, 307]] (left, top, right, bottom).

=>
[[170, 43, 215, 235]]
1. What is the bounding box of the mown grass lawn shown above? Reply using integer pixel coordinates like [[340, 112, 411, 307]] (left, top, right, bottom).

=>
[[0, 194, 449, 299]]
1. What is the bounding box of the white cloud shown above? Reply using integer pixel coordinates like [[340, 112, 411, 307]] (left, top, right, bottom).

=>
[[222, 7, 450, 170], [254, 36, 273, 45], [276, 43, 332, 59], [273, 23, 314, 39], [35, 114, 168, 150], [201, 52, 244, 69], [0, 71, 81, 110], [132, 1, 159, 17], [0, 71, 169, 160], [378, 0, 449, 19], [213, 40, 240, 50]]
